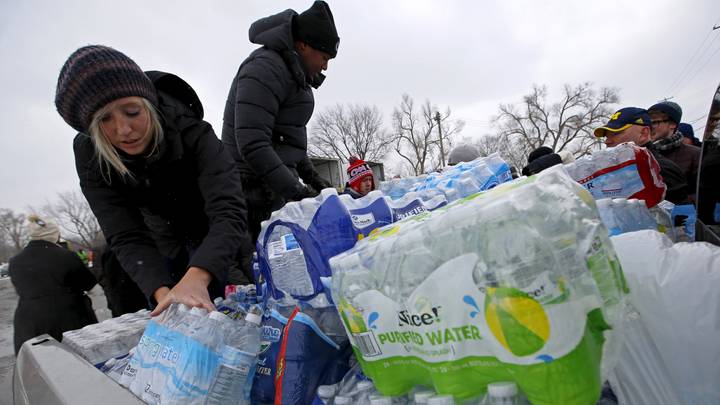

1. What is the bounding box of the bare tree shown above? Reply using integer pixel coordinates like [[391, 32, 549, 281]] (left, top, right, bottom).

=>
[[0, 208, 26, 254], [392, 94, 465, 175], [40, 191, 102, 250], [472, 134, 527, 171], [494, 83, 619, 159], [309, 103, 393, 162]]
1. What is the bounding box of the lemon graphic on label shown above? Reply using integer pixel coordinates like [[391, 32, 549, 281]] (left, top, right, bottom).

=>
[[484, 287, 550, 357], [338, 299, 368, 334]]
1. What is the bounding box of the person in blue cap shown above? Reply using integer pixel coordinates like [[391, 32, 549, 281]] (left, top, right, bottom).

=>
[[678, 122, 701, 147], [648, 101, 701, 197], [594, 107, 689, 204]]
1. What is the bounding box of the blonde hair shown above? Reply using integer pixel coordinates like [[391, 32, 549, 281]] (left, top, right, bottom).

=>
[[88, 98, 163, 182]]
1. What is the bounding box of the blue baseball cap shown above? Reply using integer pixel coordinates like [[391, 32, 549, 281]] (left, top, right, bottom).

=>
[[594, 107, 651, 137]]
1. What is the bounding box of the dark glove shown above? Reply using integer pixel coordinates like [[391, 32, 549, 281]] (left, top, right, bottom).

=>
[[292, 184, 319, 201], [309, 176, 332, 192]]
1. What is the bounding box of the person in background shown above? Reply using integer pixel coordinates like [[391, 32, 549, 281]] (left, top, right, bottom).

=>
[[678, 122, 701, 147], [594, 107, 689, 204], [342, 156, 375, 199], [221, 1, 338, 274], [447, 144, 480, 166], [55, 45, 247, 316], [9, 215, 98, 354], [648, 102, 701, 197], [522, 146, 562, 176], [97, 244, 149, 317]]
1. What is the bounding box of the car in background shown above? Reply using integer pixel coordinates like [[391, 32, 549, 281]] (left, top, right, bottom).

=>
[[0, 263, 8, 278]]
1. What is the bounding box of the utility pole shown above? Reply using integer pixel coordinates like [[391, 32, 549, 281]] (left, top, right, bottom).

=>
[[435, 111, 445, 167]]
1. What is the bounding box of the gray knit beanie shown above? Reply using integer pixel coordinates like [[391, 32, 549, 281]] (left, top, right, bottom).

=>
[[55, 45, 157, 133]]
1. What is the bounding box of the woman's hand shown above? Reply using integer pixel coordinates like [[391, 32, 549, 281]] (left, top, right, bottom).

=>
[[151, 266, 216, 316]]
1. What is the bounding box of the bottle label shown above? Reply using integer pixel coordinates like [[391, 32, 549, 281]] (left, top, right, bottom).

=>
[[125, 320, 221, 403], [267, 234, 302, 259], [339, 253, 599, 367], [576, 161, 644, 199]]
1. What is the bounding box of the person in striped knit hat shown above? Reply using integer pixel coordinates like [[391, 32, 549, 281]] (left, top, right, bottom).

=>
[[54, 45, 248, 316], [342, 156, 375, 198]]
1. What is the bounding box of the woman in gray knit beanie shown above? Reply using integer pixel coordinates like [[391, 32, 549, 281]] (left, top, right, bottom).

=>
[[55, 45, 248, 316]]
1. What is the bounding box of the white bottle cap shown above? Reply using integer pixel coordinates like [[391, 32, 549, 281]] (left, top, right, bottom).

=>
[[245, 312, 262, 325], [370, 397, 392, 405], [213, 297, 223, 306], [414, 390, 435, 403], [357, 381, 375, 390], [208, 311, 228, 322], [487, 381, 518, 397], [334, 395, 352, 405], [427, 395, 455, 405], [316, 384, 337, 398]]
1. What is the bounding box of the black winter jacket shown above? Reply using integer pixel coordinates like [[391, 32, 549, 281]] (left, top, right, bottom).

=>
[[10, 240, 98, 354], [221, 9, 329, 201], [642, 143, 690, 204], [658, 142, 701, 195], [74, 72, 247, 300]]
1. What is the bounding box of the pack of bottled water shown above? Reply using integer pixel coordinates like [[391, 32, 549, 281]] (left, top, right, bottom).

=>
[[379, 153, 512, 203], [119, 303, 262, 404], [257, 187, 449, 300], [564, 142, 666, 208], [596, 198, 658, 236], [258, 154, 513, 302], [62, 309, 150, 366], [329, 165, 628, 404]]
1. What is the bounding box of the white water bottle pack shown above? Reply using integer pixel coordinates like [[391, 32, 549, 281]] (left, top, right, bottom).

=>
[[329, 165, 629, 404], [118, 303, 262, 405], [62, 309, 150, 366], [379, 153, 512, 202]]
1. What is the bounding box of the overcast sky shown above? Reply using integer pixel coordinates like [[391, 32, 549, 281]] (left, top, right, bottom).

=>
[[1, 0, 719, 211]]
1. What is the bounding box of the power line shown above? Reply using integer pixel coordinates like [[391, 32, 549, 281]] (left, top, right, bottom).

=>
[[674, 43, 720, 97], [688, 114, 708, 124], [665, 25, 719, 96]]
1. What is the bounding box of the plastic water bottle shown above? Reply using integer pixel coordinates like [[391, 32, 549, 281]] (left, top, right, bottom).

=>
[[414, 390, 435, 404], [354, 380, 377, 404], [317, 384, 338, 404], [204, 315, 259, 405], [428, 395, 455, 405], [486, 382, 518, 405], [266, 224, 313, 297], [369, 397, 393, 405], [335, 395, 353, 405]]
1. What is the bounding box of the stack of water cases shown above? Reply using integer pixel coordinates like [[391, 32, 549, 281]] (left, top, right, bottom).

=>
[[257, 154, 513, 301], [330, 166, 628, 405], [379, 153, 512, 202]]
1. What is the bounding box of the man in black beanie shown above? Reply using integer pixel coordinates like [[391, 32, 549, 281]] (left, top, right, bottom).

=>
[[221, 1, 339, 279]]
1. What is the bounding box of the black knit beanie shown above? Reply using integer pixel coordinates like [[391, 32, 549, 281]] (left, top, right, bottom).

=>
[[527, 146, 554, 164], [55, 45, 158, 133], [293, 1, 340, 58]]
